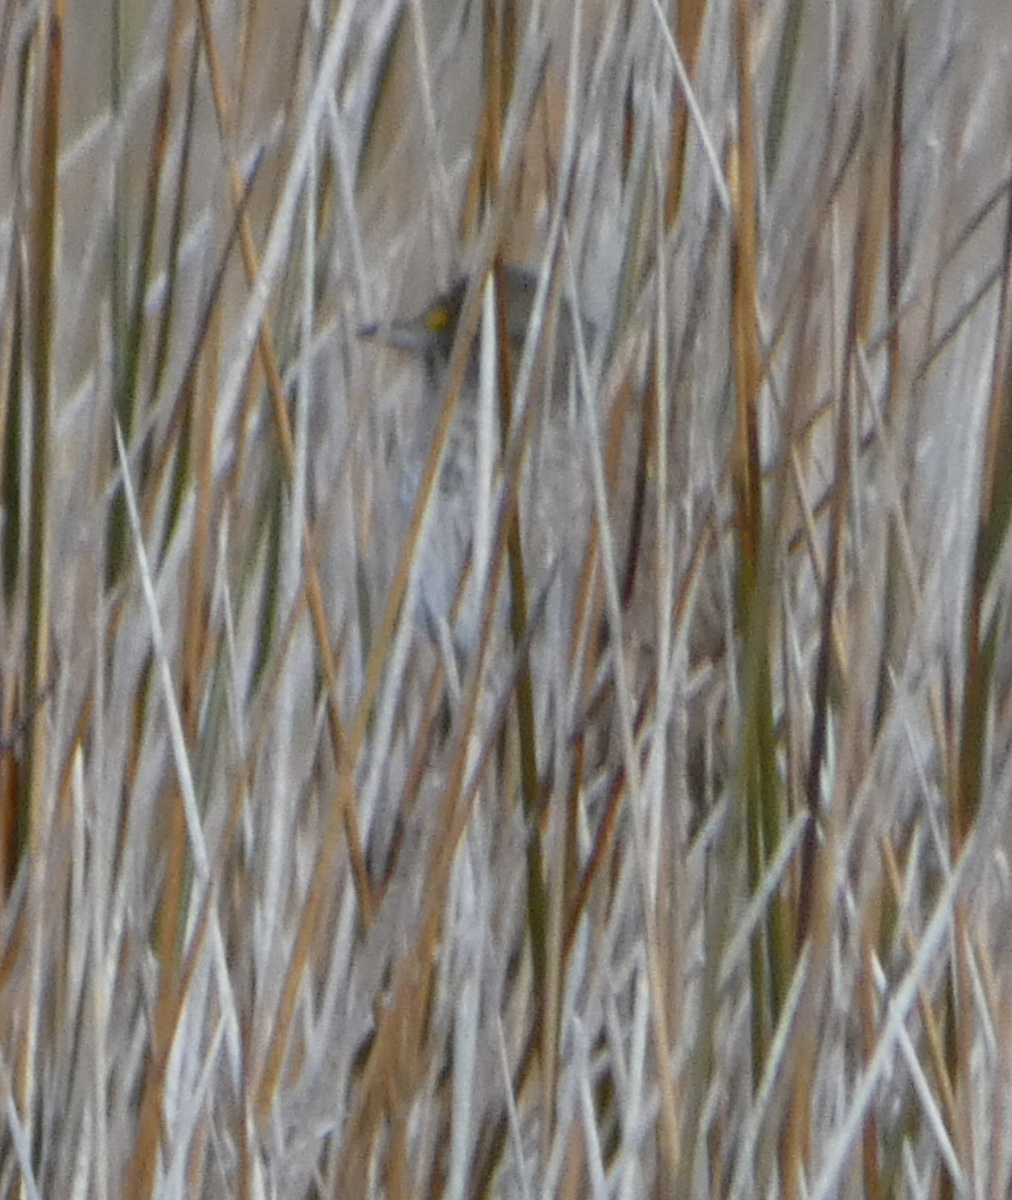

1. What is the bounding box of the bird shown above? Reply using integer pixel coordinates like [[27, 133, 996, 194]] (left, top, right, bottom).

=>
[[361, 264, 591, 675]]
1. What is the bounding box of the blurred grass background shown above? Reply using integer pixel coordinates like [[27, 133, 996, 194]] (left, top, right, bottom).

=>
[[2, 0, 1012, 1197]]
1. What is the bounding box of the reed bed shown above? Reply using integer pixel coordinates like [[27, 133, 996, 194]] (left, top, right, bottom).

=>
[[0, 1, 1011, 1197]]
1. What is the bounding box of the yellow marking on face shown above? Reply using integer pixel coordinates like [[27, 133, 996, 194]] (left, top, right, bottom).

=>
[[425, 301, 456, 335]]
